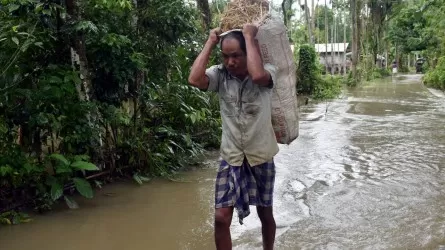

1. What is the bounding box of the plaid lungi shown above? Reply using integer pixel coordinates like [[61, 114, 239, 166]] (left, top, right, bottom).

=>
[[214, 157, 275, 225]]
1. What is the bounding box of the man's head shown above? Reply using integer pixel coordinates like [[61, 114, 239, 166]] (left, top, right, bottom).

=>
[[220, 31, 248, 78]]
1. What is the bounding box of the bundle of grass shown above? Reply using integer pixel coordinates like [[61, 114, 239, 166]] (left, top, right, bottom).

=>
[[220, 0, 270, 32]]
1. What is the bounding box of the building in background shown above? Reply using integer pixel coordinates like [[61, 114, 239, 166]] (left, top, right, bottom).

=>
[[315, 43, 351, 74]]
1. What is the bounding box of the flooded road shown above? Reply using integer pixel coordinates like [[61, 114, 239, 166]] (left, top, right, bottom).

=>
[[1, 75, 445, 249]]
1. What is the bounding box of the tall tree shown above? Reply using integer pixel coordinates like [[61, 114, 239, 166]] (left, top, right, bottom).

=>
[[350, 0, 361, 81], [311, 0, 316, 41], [197, 0, 212, 30], [325, 0, 328, 73], [66, 0, 93, 101], [366, 0, 399, 65], [304, 0, 314, 44], [343, 8, 347, 75], [282, 0, 295, 28]]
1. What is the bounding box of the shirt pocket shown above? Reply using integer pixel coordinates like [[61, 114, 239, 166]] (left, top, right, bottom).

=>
[[221, 81, 238, 117], [241, 85, 261, 117]]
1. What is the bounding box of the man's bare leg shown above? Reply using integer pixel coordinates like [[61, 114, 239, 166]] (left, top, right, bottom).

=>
[[215, 207, 234, 250], [257, 206, 276, 250]]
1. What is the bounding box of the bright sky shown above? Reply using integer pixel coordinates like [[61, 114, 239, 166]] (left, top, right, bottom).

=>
[[269, 0, 332, 20], [270, 0, 332, 8]]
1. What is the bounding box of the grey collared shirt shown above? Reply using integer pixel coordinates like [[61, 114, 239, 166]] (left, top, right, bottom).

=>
[[205, 64, 279, 166]]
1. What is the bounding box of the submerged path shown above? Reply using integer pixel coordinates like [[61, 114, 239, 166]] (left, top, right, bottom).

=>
[[1, 75, 445, 249]]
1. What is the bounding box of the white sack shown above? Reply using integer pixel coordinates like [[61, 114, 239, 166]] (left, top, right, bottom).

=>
[[256, 15, 299, 144]]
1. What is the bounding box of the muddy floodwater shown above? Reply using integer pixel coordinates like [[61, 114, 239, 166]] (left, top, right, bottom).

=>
[[1, 75, 445, 250]]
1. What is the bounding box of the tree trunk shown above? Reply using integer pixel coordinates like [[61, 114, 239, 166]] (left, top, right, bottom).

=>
[[282, 0, 287, 26], [357, 0, 362, 65], [66, 0, 103, 149], [408, 53, 410, 69], [343, 8, 347, 75], [350, 0, 360, 81], [311, 0, 316, 37], [325, 0, 328, 74], [331, 21, 334, 74], [197, 0, 212, 31], [304, 0, 313, 44], [66, 0, 92, 101]]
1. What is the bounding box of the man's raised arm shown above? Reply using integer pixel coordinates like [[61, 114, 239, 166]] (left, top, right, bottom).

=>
[[242, 24, 272, 87], [188, 28, 221, 90]]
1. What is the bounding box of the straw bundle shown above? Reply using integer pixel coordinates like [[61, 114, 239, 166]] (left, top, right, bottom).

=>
[[220, 0, 269, 32]]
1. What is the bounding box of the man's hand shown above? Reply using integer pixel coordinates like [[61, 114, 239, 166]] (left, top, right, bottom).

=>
[[208, 28, 222, 46], [242, 24, 258, 39], [243, 23, 272, 87]]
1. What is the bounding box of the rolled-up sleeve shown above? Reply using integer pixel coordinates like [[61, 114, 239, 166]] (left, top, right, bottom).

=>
[[205, 65, 221, 92], [264, 63, 277, 89]]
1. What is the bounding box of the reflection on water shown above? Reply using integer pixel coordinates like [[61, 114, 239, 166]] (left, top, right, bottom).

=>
[[1, 75, 445, 250]]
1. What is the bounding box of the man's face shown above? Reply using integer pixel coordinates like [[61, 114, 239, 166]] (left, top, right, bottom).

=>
[[221, 38, 247, 78]]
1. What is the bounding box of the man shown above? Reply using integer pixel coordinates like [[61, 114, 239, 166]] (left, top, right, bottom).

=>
[[392, 60, 398, 75], [188, 24, 279, 250]]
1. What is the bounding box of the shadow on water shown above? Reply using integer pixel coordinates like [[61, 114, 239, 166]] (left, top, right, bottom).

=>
[[1, 74, 445, 250]]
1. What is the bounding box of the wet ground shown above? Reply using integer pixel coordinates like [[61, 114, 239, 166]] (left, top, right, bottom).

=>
[[1, 74, 445, 250]]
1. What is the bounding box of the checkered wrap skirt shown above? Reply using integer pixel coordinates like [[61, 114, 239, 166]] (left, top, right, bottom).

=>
[[214, 158, 275, 225]]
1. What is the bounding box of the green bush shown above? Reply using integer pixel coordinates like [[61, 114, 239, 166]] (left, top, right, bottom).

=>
[[296, 44, 342, 99], [365, 67, 391, 81], [0, 0, 221, 218], [297, 44, 319, 95], [399, 65, 410, 73], [424, 56, 445, 90], [313, 76, 342, 100]]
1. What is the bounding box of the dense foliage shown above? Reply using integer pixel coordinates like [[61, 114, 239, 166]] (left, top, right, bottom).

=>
[[424, 56, 445, 90], [293, 0, 445, 89], [297, 45, 318, 94], [0, 0, 221, 219], [296, 44, 341, 99], [387, 0, 445, 89]]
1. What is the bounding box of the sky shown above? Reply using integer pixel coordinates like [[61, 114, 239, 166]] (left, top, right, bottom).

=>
[[269, 0, 333, 20], [271, 0, 332, 8]]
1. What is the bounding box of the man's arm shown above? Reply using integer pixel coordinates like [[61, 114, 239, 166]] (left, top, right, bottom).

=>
[[243, 24, 272, 87], [188, 28, 221, 90]]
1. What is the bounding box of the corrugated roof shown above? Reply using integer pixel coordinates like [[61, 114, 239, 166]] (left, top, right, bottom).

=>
[[315, 43, 350, 53]]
